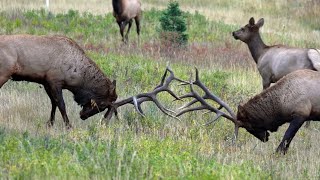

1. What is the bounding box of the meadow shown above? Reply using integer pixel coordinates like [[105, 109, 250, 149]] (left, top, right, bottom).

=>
[[0, 0, 320, 179]]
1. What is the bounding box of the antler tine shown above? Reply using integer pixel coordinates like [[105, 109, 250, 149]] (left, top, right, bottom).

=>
[[204, 112, 223, 126], [193, 68, 236, 119], [178, 81, 234, 120], [104, 66, 183, 121]]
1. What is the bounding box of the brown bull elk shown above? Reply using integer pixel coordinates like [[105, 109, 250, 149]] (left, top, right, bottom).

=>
[[232, 17, 320, 89], [177, 68, 320, 154], [112, 0, 142, 43], [0, 34, 118, 129]]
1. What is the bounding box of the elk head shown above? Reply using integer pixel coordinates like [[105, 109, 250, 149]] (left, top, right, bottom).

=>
[[80, 80, 118, 120], [232, 17, 264, 43], [176, 68, 269, 141]]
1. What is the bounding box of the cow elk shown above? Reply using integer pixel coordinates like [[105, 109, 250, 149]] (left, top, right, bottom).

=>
[[0, 34, 118, 129], [112, 0, 142, 43], [232, 17, 320, 89], [177, 68, 320, 154]]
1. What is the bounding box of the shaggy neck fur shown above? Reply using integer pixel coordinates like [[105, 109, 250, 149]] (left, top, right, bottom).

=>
[[72, 57, 113, 106]]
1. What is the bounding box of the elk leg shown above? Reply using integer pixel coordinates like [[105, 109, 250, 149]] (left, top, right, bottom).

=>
[[276, 115, 305, 154], [49, 84, 72, 129], [125, 19, 133, 42], [135, 17, 140, 43], [119, 21, 128, 42], [135, 17, 140, 37], [43, 85, 57, 128]]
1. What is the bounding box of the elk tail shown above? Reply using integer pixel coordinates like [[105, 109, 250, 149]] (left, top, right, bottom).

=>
[[308, 48, 320, 71]]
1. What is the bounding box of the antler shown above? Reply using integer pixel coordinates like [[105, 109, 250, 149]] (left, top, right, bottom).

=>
[[104, 66, 188, 121], [177, 68, 239, 139]]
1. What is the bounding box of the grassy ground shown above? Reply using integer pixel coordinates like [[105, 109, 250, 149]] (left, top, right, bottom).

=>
[[0, 0, 320, 179]]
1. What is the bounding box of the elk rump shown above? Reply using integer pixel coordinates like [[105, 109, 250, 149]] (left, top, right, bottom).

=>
[[0, 35, 117, 128]]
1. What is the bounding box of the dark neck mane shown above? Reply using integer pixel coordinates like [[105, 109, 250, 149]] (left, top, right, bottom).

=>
[[112, 0, 123, 15], [72, 57, 111, 106]]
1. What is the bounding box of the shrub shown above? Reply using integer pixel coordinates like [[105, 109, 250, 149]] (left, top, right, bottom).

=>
[[159, 1, 188, 46]]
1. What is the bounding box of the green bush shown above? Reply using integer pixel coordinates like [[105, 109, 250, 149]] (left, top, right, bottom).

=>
[[159, 1, 188, 46]]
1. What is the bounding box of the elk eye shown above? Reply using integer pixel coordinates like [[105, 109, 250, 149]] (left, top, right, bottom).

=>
[[241, 28, 245, 31]]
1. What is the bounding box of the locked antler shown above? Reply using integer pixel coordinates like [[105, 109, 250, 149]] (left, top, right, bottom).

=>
[[177, 68, 239, 138], [104, 66, 188, 120]]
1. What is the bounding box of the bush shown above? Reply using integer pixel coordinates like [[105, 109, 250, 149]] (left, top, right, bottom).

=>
[[159, 1, 188, 46]]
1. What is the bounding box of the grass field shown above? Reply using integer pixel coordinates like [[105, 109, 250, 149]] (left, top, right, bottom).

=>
[[0, 0, 320, 179]]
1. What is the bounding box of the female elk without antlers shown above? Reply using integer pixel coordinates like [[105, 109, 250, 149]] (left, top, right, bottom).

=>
[[232, 17, 320, 89], [177, 68, 320, 154], [112, 0, 142, 43]]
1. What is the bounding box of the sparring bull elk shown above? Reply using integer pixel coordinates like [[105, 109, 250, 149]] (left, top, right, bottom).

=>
[[0, 34, 118, 129], [177, 68, 320, 154], [232, 17, 320, 89], [0, 34, 187, 129], [112, 0, 142, 43]]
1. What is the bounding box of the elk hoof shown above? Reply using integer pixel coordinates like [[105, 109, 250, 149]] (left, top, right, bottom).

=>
[[276, 146, 287, 155], [66, 124, 73, 130], [46, 121, 54, 129]]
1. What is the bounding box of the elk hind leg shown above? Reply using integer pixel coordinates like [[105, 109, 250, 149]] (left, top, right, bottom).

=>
[[135, 16, 140, 43]]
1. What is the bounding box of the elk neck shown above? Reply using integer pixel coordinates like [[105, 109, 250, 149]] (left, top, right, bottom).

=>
[[112, 0, 123, 15], [247, 33, 267, 64]]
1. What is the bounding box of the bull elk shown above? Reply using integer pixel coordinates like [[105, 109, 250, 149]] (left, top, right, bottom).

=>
[[112, 0, 142, 43], [232, 17, 320, 89], [177, 68, 320, 154], [0, 34, 118, 129]]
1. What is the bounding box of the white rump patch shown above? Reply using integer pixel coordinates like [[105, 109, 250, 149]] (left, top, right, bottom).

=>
[[308, 49, 320, 71]]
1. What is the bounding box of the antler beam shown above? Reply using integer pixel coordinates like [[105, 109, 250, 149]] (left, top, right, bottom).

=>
[[104, 66, 188, 120]]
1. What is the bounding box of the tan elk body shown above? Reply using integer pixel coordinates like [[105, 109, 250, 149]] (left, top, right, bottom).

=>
[[232, 17, 320, 89], [112, 0, 141, 42], [0, 34, 117, 128]]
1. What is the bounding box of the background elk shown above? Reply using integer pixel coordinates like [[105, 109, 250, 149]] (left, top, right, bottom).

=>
[[0, 34, 118, 129], [232, 17, 320, 89], [177, 68, 320, 154], [112, 0, 142, 43]]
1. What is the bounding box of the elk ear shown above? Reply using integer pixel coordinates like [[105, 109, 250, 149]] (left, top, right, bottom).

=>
[[249, 17, 255, 26], [255, 18, 264, 28]]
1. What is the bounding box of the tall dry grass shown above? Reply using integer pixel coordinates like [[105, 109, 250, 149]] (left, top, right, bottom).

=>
[[0, 0, 320, 179]]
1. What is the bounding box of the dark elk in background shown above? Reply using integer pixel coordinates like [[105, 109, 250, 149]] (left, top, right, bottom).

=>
[[0, 35, 118, 129], [232, 17, 320, 89], [112, 0, 142, 43], [177, 68, 320, 154]]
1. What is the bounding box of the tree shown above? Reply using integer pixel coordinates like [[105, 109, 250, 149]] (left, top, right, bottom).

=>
[[159, 1, 188, 46]]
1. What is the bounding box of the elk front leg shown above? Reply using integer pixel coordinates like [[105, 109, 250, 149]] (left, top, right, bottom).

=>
[[276, 115, 305, 154], [125, 19, 133, 42], [119, 21, 128, 43], [48, 84, 72, 129]]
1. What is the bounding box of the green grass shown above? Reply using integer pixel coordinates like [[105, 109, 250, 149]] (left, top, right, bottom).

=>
[[0, 1, 320, 179]]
